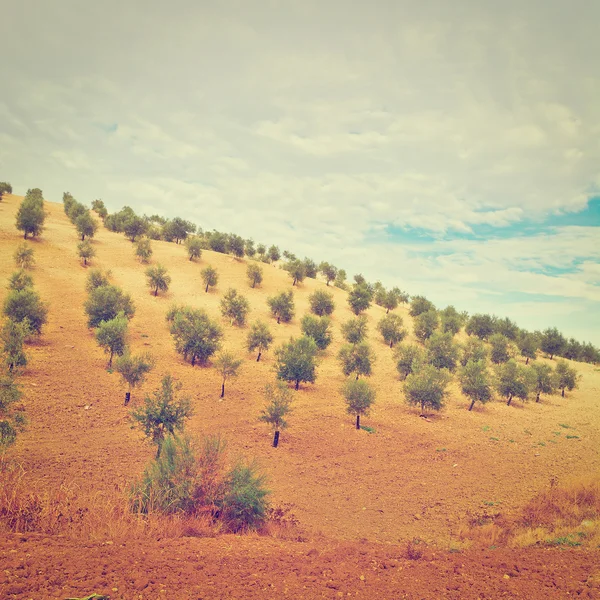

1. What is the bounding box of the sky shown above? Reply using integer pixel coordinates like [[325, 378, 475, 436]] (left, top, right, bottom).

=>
[[1, 0, 599, 344]]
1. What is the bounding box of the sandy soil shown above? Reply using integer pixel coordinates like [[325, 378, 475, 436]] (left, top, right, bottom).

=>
[[1, 194, 599, 598]]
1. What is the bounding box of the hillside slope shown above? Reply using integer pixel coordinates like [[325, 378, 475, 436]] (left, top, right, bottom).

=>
[[1, 194, 599, 598]]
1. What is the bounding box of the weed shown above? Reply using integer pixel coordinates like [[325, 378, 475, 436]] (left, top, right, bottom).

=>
[[538, 442, 546, 447], [566, 435, 580, 440], [489, 437, 500, 441], [405, 537, 424, 560], [436, 448, 447, 452], [552, 431, 562, 436], [481, 425, 491, 432], [524, 429, 532, 436], [558, 423, 571, 429], [360, 425, 376, 434]]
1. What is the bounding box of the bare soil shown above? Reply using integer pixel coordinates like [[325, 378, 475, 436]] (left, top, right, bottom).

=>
[[1, 194, 599, 598]]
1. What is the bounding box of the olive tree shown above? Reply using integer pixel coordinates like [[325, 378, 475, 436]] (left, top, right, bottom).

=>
[[1, 319, 29, 372], [167, 306, 223, 366], [146, 264, 171, 296], [348, 283, 372, 315], [495, 359, 533, 406], [465, 314, 496, 340], [246, 263, 263, 288], [95, 313, 128, 367], [77, 239, 95, 266], [489, 333, 511, 364], [394, 344, 427, 380], [259, 381, 293, 447], [75, 211, 98, 241], [439, 306, 463, 336], [267, 290, 294, 324], [517, 332, 538, 364], [185, 236, 203, 261], [85, 269, 111, 293], [16, 190, 45, 239], [285, 259, 306, 286], [377, 314, 406, 348], [460, 337, 488, 366], [135, 238, 153, 263], [267, 245, 281, 262], [115, 352, 155, 404], [130, 374, 193, 458], [84, 284, 135, 327], [459, 360, 493, 411], [201, 265, 219, 293], [214, 351, 243, 398], [13, 243, 35, 270], [123, 215, 148, 242], [309, 289, 335, 316], [274, 336, 319, 390], [301, 315, 333, 350], [220, 288, 250, 326], [404, 363, 451, 416], [8, 270, 33, 292], [554, 360, 578, 397], [341, 315, 368, 344], [3, 288, 48, 335], [0, 374, 26, 448], [319, 262, 338, 286], [342, 378, 375, 430], [0, 181, 12, 200], [246, 321, 274, 361], [540, 327, 566, 360], [409, 296, 434, 317], [425, 331, 459, 371], [338, 342, 375, 379], [413, 309, 439, 342], [530, 362, 556, 402]]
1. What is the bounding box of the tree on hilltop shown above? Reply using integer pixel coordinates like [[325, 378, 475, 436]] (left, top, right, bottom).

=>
[[319, 262, 338, 286], [409, 296, 434, 317], [466, 314, 496, 340], [348, 283, 373, 315], [285, 259, 306, 286], [540, 327, 566, 360], [15, 191, 45, 239], [0, 182, 12, 200]]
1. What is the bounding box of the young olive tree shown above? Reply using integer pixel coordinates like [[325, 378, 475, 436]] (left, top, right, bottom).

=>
[[495, 359, 533, 406], [267, 290, 294, 324], [246, 263, 263, 288], [259, 381, 293, 447], [459, 359, 493, 411], [0, 374, 26, 448], [75, 211, 98, 241], [275, 336, 319, 390], [3, 288, 48, 336], [301, 315, 333, 350], [246, 321, 273, 362], [342, 378, 375, 430], [15, 190, 45, 239], [540, 327, 566, 360], [425, 331, 459, 371], [201, 265, 219, 293], [348, 283, 372, 315], [377, 314, 406, 348], [131, 374, 193, 458], [77, 239, 95, 266], [489, 333, 511, 364], [308, 289, 335, 316], [530, 362, 556, 402], [460, 337, 488, 366], [338, 342, 375, 379], [220, 288, 250, 327], [13, 243, 35, 270], [214, 351, 243, 398], [554, 360, 578, 397], [115, 352, 155, 404], [439, 305, 463, 336], [517, 332, 538, 364], [285, 259, 306, 286], [135, 238, 153, 263], [146, 264, 171, 296], [404, 363, 451, 416], [85, 268, 111, 293], [185, 236, 203, 261], [319, 262, 338, 286], [95, 313, 128, 367], [85, 284, 135, 327], [8, 270, 33, 292], [394, 344, 427, 380], [167, 306, 223, 366], [1, 319, 29, 372], [409, 296, 434, 317], [341, 315, 368, 344], [465, 314, 496, 340], [413, 309, 439, 342]]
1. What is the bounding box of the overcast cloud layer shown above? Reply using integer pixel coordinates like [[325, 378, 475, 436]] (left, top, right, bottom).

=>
[[2, 0, 599, 343]]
